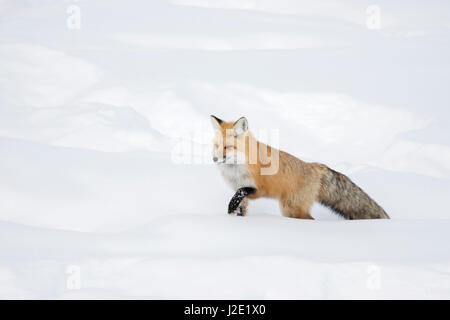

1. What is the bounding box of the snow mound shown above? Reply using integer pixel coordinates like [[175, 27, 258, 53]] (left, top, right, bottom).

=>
[[1, 215, 449, 299]]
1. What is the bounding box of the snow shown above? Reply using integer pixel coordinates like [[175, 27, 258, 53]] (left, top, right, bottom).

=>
[[1, 0, 450, 299], [2, 215, 450, 299], [1, 137, 450, 299]]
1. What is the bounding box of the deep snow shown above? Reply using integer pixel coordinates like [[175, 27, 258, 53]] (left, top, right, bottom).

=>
[[1, 215, 450, 299], [1, 139, 450, 299], [1, 0, 450, 299]]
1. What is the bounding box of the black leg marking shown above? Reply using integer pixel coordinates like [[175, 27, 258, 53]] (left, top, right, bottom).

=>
[[228, 187, 257, 214]]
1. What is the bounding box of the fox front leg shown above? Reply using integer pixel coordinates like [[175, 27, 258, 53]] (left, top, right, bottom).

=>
[[237, 198, 248, 216], [228, 187, 257, 215], [228, 198, 247, 216]]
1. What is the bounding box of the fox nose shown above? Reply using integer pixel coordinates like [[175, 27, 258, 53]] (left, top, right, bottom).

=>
[[213, 157, 218, 162]]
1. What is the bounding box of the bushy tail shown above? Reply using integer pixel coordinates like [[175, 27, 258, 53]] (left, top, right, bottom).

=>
[[318, 168, 389, 220]]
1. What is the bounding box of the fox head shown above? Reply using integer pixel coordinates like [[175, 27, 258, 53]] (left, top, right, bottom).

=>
[[210, 115, 249, 164]]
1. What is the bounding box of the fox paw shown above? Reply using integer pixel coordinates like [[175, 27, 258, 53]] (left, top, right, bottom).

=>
[[227, 207, 239, 215], [228, 205, 246, 216], [228, 199, 241, 214]]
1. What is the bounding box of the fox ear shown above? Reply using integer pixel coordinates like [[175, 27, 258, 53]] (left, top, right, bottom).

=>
[[210, 115, 223, 131], [233, 117, 248, 136]]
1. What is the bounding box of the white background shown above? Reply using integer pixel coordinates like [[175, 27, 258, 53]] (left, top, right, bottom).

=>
[[0, 0, 449, 299]]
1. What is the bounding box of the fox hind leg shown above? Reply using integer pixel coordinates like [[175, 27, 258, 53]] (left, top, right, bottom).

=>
[[281, 205, 314, 219], [280, 197, 315, 220]]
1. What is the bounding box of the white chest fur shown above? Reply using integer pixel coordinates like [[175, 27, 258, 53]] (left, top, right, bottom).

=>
[[217, 164, 255, 191]]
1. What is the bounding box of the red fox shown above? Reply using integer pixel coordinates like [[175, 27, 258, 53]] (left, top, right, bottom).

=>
[[211, 115, 389, 220]]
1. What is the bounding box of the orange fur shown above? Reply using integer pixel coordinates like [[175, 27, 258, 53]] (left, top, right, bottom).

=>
[[211, 116, 389, 220], [212, 117, 326, 219]]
